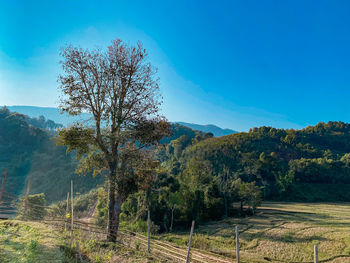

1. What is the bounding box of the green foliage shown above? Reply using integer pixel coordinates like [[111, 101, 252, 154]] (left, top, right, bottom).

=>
[[25, 114, 63, 131], [25, 239, 39, 263], [95, 187, 108, 227], [126, 219, 160, 234], [18, 193, 46, 220], [178, 158, 224, 222], [175, 121, 350, 202], [0, 107, 104, 202], [237, 181, 262, 213], [7, 102, 350, 231]]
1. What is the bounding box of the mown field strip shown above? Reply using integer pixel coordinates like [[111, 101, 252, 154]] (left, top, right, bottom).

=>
[[121, 229, 233, 263]]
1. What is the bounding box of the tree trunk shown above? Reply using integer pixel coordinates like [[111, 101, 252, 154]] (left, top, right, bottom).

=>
[[107, 177, 117, 241], [163, 212, 168, 232], [223, 193, 228, 217], [113, 195, 123, 240], [170, 207, 174, 232], [107, 164, 124, 242], [107, 178, 123, 242]]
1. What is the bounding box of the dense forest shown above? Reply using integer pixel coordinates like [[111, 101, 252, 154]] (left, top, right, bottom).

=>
[[116, 120, 350, 230], [3, 106, 350, 230], [166, 122, 350, 202]]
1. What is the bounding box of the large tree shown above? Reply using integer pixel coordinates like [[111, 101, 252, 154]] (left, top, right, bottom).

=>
[[57, 39, 170, 241]]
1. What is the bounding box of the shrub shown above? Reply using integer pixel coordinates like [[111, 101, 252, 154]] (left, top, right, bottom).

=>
[[18, 193, 46, 220]]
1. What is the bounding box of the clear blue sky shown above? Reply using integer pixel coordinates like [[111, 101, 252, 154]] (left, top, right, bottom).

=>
[[1, 0, 350, 131]]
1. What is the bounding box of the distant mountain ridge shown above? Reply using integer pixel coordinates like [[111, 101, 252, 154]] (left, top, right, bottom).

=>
[[176, 122, 237, 137], [7, 106, 91, 126], [5, 106, 237, 136]]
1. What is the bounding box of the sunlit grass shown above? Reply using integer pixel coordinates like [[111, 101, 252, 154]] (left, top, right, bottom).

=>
[[4, 203, 350, 262], [0, 220, 74, 263], [156, 202, 350, 262]]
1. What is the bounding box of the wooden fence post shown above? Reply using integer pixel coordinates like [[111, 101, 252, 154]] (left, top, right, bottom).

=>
[[314, 245, 318, 263], [70, 180, 74, 248], [186, 220, 195, 263], [147, 209, 151, 253], [65, 192, 69, 231], [76, 241, 83, 262], [236, 225, 240, 263]]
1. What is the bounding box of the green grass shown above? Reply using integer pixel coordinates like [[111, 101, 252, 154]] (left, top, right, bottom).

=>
[[155, 202, 350, 263], [0, 220, 74, 263], [0, 219, 166, 263]]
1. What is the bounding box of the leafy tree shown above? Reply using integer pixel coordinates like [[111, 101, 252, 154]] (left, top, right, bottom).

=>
[[237, 181, 262, 214], [57, 39, 170, 241], [179, 158, 223, 222], [168, 191, 181, 232]]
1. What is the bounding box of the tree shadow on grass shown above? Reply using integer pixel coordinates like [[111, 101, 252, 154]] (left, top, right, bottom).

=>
[[259, 208, 349, 228], [239, 208, 346, 244]]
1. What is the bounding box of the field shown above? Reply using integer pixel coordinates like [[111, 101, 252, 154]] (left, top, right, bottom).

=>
[[0, 220, 74, 263], [3, 203, 350, 262], [154, 202, 350, 263]]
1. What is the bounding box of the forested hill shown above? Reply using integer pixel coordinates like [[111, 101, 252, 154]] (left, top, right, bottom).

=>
[[3, 104, 350, 204], [0, 107, 103, 202], [0, 107, 207, 202], [166, 121, 350, 201]]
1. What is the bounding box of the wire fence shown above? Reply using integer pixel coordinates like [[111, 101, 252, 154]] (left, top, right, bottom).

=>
[[0, 187, 240, 263]]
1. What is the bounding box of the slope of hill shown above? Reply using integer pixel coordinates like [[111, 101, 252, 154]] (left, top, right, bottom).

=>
[[176, 121, 237, 136], [0, 107, 104, 202], [5, 103, 350, 226], [175, 121, 350, 201], [0, 107, 208, 202]]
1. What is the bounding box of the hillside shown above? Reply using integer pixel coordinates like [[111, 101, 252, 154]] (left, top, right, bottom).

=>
[[0, 107, 104, 202], [175, 122, 350, 201], [5, 104, 350, 228], [0, 107, 208, 203], [88, 121, 350, 234]]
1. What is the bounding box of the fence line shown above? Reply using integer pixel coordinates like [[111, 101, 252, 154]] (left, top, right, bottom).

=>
[[0, 189, 330, 263]]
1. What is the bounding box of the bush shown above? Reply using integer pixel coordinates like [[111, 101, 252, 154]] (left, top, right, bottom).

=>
[[127, 219, 160, 234], [18, 193, 46, 220], [95, 187, 108, 227]]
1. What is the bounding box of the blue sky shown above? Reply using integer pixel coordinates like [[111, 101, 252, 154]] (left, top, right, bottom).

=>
[[1, 1, 350, 131]]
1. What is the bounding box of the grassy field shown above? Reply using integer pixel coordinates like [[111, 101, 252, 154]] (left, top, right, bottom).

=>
[[3, 203, 350, 263], [0, 220, 158, 263], [0, 220, 74, 263], [155, 202, 350, 263]]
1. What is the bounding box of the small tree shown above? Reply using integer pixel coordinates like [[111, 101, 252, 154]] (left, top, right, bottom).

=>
[[57, 39, 170, 241], [168, 191, 180, 232], [237, 181, 262, 214]]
